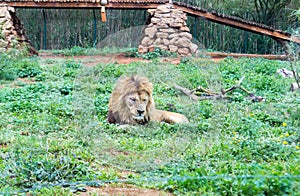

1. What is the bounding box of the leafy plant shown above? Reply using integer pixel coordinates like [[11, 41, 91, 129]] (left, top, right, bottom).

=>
[[128, 47, 177, 60], [15, 59, 41, 78], [62, 46, 87, 56]]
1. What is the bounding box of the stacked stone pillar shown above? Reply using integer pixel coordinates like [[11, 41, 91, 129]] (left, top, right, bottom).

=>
[[138, 3, 198, 57], [0, 4, 37, 55]]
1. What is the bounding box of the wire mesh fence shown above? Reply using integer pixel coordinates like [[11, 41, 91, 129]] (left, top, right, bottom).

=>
[[16, 5, 297, 54], [17, 9, 147, 50]]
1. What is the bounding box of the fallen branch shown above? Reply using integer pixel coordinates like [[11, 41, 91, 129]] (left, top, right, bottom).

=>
[[174, 76, 265, 102], [173, 84, 201, 101], [291, 83, 300, 92]]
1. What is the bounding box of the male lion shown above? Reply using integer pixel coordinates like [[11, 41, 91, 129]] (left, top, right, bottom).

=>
[[107, 75, 189, 125]]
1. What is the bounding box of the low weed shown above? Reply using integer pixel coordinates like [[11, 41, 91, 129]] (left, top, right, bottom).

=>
[[126, 47, 178, 60], [47, 46, 134, 56]]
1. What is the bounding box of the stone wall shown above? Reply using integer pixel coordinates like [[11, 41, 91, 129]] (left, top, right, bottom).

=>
[[0, 4, 37, 55], [138, 3, 198, 56]]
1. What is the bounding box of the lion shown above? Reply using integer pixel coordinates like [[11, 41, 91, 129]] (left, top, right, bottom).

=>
[[107, 75, 189, 125]]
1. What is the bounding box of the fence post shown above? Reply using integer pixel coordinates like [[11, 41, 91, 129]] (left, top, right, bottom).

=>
[[193, 17, 197, 40], [93, 10, 98, 47], [244, 31, 248, 53], [42, 9, 47, 50]]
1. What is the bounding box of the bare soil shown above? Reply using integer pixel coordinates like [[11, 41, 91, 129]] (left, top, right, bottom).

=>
[[203, 52, 286, 60], [39, 52, 152, 66], [79, 185, 173, 196], [38, 51, 287, 67]]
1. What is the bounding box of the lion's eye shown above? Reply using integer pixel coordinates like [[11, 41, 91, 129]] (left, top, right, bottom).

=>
[[142, 99, 147, 102], [130, 97, 137, 102]]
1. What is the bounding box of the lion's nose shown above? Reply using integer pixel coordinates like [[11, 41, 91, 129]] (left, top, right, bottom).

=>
[[137, 109, 145, 115]]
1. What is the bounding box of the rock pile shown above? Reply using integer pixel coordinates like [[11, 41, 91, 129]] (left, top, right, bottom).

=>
[[138, 3, 198, 56], [0, 4, 37, 55]]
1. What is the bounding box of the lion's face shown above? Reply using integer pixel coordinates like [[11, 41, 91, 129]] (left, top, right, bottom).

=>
[[126, 91, 150, 123], [108, 76, 154, 125]]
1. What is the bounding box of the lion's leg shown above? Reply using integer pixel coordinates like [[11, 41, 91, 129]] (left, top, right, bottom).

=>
[[152, 109, 189, 124]]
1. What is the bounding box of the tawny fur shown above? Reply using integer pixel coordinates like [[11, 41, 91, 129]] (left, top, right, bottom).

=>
[[107, 75, 189, 125]]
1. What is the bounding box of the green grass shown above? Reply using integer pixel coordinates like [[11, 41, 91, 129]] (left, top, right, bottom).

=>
[[42, 46, 136, 56], [0, 51, 299, 195]]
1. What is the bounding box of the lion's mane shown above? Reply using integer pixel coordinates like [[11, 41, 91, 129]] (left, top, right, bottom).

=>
[[107, 75, 155, 125]]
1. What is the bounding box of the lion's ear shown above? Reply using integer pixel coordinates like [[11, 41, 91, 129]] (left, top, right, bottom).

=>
[[149, 97, 155, 107], [146, 99, 155, 119]]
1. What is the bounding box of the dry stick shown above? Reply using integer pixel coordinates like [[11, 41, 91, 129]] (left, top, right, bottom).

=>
[[174, 83, 225, 100], [240, 86, 252, 96], [193, 86, 217, 95], [191, 86, 216, 95], [173, 84, 200, 101], [174, 84, 224, 100], [222, 75, 245, 94]]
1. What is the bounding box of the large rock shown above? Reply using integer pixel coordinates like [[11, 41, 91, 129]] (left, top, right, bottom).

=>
[[175, 37, 192, 47], [160, 28, 176, 33], [141, 36, 153, 46], [158, 44, 168, 50], [169, 45, 178, 52], [189, 43, 198, 53], [180, 26, 190, 32], [169, 37, 179, 45], [156, 32, 169, 39], [180, 32, 192, 40], [154, 38, 162, 45], [169, 22, 183, 28], [162, 38, 170, 45], [138, 45, 148, 53], [3, 21, 13, 30], [169, 33, 179, 39], [151, 17, 160, 24], [0, 18, 6, 25], [178, 48, 190, 56], [0, 7, 6, 17], [144, 26, 157, 38], [157, 4, 172, 13], [147, 9, 156, 15]]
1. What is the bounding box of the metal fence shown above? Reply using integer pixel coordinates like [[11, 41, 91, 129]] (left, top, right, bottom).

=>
[[16, 8, 297, 54]]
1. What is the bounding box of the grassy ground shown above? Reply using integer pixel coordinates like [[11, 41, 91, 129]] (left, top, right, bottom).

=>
[[0, 49, 299, 195]]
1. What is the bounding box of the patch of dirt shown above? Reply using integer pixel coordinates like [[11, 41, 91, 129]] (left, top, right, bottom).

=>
[[203, 52, 287, 60], [39, 51, 287, 68], [109, 148, 130, 156], [16, 78, 35, 84], [0, 78, 36, 89], [39, 53, 152, 66], [115, 54, 152, 65], [10, 78, 36, 88], [79, 185, 173, 196]]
